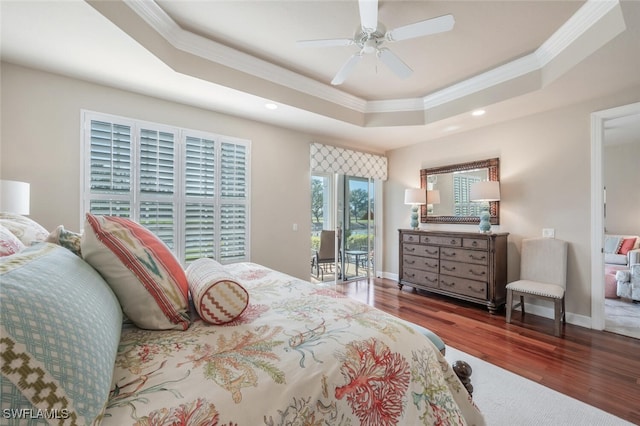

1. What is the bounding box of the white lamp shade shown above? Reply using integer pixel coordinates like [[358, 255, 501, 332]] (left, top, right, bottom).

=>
[[426, 189, 441, 204], [0, 180, 30, 215], [469, 181, 500, 202], [404, 188, 426, 205]]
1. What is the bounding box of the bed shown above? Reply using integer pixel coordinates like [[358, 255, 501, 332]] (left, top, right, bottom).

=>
[[1, 213, 484, 425]]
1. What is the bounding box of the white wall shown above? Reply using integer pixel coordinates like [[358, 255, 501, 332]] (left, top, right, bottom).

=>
[[384, 90, 640, 319], [0, 62, 317, 279], [604, 140, 640, 235]]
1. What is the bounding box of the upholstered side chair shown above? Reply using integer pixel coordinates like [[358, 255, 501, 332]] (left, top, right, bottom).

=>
[[506, 237, 569, 337]]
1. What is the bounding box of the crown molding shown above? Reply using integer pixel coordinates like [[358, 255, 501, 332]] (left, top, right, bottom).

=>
[[124, 0, 620, 117], [124, 0, 368, 112]]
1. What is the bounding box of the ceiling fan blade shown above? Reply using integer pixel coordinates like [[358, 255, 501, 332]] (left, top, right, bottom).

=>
[[331, 53, 362, 85], [358, 0, 378, 32], [386, 14, 455, 42], [378, 48, 412, 79], [296, 38, 354, 48]]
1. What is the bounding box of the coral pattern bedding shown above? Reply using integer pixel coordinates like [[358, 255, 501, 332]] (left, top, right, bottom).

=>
[[100, 262, 484, 426]]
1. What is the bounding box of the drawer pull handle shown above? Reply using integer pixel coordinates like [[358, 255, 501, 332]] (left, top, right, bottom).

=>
[[470, 255, 486, 261], [469, 269, 486, 276], [442, 251, 456, 257], [471, 241, 478, 247], [450, 239, 457, 245], [442, 265, 456, 272], [426, 276, 438, 283], [425, 249, 438, 255], [424, 237, 430, 242], [426, 262, 437, 268], [405, 247, 415, 252], [406, 260, 415, 264], [441, 280, 455, 287], [468, 286, 484, 294], [406, 272, 415, 278]]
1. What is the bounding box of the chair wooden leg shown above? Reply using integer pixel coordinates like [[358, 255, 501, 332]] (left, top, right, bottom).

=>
[[520, 295, 525, 316], [562, 297, 566, 323], [506, 289, 513, 323], [554, 298, 562, 337]]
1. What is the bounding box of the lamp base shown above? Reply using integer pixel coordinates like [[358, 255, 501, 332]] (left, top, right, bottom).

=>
[[478, 208, 492, 233], [410, 206, 419, 230]]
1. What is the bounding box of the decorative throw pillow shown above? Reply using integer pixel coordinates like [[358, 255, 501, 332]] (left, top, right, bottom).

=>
[[604, 236, 623, 254], [0, 212, 48, 246], [186, 258, 249, 325], [46, 225, 83, 257], [618, 237, 637, 255], [0, 224, 25, 256], [0, 243, 122, 425], [81, 213, 190, 330]]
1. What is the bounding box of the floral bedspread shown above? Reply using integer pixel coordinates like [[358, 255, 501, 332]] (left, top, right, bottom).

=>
[[98, 262, 484, 426]]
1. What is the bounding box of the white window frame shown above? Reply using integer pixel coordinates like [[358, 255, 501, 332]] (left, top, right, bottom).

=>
[[80, 110, 251, 265]]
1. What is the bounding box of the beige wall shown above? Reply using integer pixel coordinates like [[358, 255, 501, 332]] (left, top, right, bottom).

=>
[[384, 90, 640, 319], [0, 62, 317, 279], [3, 61, 640, 322], [604, 140, 640, 235]]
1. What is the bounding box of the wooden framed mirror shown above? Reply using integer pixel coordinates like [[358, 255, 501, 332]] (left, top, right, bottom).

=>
[[419, 158, 500, 224]]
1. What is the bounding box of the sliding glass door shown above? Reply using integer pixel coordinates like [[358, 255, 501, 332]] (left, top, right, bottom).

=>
[[339, 175, 375, 281], [311, 173, 377, 283]]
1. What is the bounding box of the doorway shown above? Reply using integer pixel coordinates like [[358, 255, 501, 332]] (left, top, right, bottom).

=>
[[591, 102, 640, 339], [311, 173, 377, 283]]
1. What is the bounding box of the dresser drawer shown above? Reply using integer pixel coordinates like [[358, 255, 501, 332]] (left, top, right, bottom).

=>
[[403, 243, 439, 258], [439, 276, 487, 299], [402, 233, 421, 244], [403, 268, 439, 289], [440, 260, 488, 281], [420, 235, 462, 247], [440, 247, 488, 265], [403, 254, 439, 273], [462, 237, 488, 250]]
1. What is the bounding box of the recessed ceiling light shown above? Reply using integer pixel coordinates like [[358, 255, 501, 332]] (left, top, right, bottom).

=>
[[471, 109, 486, 116], [265, 103, 278, 110]]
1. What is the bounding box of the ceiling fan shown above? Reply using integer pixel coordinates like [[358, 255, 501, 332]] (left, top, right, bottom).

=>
[[296, 0, 455, 85]]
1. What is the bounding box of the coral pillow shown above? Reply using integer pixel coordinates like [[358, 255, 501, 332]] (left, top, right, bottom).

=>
[[186, 258, 249, 325], [81, 213, 190, 330], [0, 224, 25, 256], [618, 237, 637, 255]]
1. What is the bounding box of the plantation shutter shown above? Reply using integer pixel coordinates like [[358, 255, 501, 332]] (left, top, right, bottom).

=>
[[88, 119, 133, 216], [138, 128, 176, 248], [184, 136, 216, 262], [83, 111, 251, 264], [219, 141, 248, 262]]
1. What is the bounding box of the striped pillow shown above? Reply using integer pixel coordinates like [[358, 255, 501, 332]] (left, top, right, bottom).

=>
[[186, 258, 249, 325], [81, 214, 190, 330]]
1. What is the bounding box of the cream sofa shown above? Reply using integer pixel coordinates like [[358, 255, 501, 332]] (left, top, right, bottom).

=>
[[604, 234, 640, 268]]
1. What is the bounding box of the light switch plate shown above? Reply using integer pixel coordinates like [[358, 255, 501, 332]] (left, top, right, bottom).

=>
[[542, 228, 555, 238]]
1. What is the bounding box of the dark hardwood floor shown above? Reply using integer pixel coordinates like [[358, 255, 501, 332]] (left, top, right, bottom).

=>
[[334, 277, 640, 424]]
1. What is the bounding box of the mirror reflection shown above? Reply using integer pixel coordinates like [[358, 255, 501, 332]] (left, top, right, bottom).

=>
[[420, 158, 500, 224]]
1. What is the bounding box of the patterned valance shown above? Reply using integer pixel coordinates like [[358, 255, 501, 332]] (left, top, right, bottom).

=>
[[310, 143, 388, 181]]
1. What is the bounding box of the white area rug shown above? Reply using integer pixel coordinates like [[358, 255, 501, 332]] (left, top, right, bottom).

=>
[[445, 346, 633, 426]]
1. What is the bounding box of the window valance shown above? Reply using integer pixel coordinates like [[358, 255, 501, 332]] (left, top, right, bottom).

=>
[[310, 142, 388, 181]]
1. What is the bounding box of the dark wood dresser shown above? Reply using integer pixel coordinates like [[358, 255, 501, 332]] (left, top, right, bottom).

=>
[[398, 229, 508, 313]]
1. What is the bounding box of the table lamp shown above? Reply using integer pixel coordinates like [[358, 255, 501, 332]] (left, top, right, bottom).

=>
[[404, 188, 426, 230], [0, 180, 30, 215], [469, 181, 500, 233]]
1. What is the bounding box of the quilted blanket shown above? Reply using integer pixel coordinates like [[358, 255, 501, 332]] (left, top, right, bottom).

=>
[[98, 262, 484, 425]]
